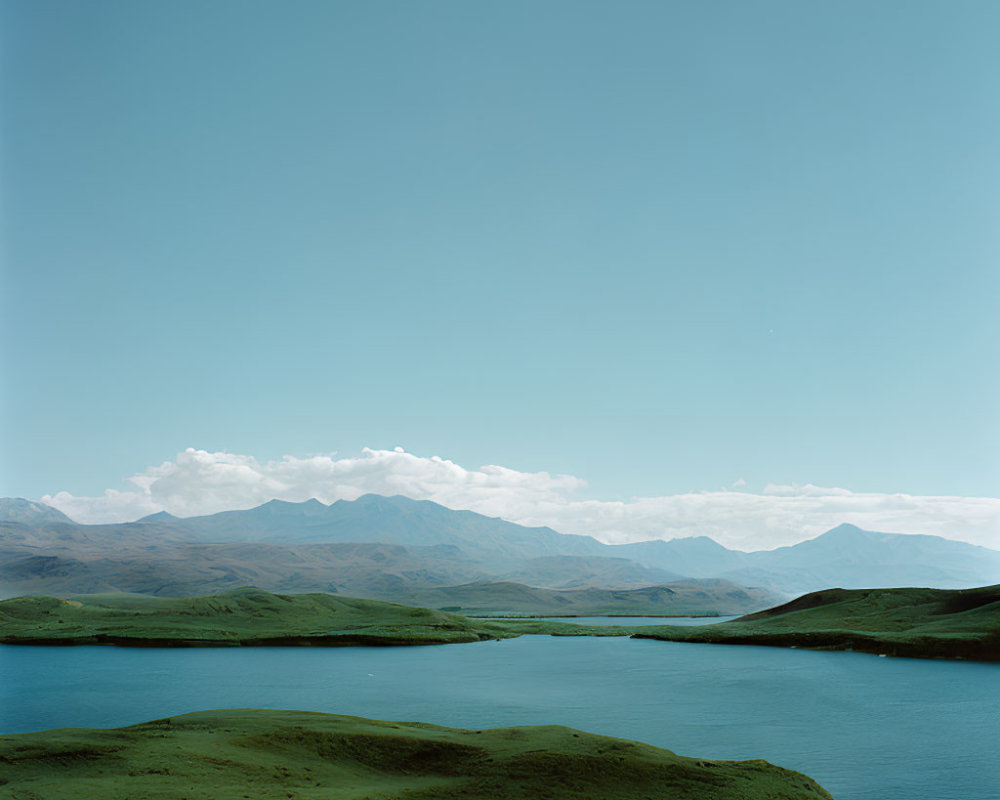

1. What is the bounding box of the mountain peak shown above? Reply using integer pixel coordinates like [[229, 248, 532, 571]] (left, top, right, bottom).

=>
[[659, 535, 733, 553], [349, 494, 453, 514], [256, 498, 329, 513], [0, 498, 76, 524], [139, 510, 181, 523], [814, 523, 876, 541], [826, 523, 865, 534], [353, 493, 419, 506]]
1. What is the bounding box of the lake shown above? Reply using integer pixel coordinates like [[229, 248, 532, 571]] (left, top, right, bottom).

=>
[[499, 615, 739, 626], [2, 635, 997, 800]]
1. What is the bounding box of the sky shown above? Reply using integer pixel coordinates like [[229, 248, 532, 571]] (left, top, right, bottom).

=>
[[2, 1, 998, 549]]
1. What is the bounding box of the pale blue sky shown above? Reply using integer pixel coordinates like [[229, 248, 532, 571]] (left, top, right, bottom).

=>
[[2, 0, 998, 502]]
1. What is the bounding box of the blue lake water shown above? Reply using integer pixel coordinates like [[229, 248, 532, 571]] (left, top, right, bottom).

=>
[[2, 636, 998, 800], [520, 615, 739, 626]]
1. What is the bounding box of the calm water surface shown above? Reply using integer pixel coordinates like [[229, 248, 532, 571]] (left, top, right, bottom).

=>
[[521, 615, 738, 626], [2, 636, 997, 800]]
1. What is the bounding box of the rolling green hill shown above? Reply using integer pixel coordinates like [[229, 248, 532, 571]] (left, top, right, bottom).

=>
[[4, 585, 997, 660], [0, 588, 636, 647], [0, 708, 833, 800], [0, 589, 528, 646], [632, 584, 1000, 660]]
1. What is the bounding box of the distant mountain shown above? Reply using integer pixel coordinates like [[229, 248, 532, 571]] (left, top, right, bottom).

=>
[[140, 511, 181, 523], [499, 555, 685, 590], [613, 536, 749, 576], [603, 523, 1000, 594], [371, 579, 775, 617], [0, 540, 487, 600], [1, 496, 740, 609], [0, 498, 76, 525], [4, 495, 998, 602], [149, 494, 604, 565], [0, 511, 198, 554], [720, 524, 1000, 595]]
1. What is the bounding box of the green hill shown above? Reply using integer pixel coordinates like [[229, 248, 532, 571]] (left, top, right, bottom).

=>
[[0, 589, 528, 646], [0, 708, 833, 800], [5, 585, 997, 660], [632, 584, 1000, 660], [0, 587, 761, 647], [0, 588, 633, 647]]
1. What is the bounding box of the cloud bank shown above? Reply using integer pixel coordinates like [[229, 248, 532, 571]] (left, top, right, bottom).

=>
[[41, 447, 1000, 551]]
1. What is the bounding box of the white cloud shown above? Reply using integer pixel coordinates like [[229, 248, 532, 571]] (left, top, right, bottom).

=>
[[40, 447, 1000, 551]]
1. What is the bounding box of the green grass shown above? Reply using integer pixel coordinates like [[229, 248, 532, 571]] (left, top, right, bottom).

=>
[[0, 589, 521, 646], [632, 585, 1000, 660], [0, 588, 633, 647], [4, 585, 997, 660], [0, 709, 833, 800]]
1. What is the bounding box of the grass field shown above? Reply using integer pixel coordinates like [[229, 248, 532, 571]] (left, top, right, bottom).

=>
[[0, 588, 623, 646], [0, 708, 834, 799], [633, 584, 1000, 660], [3, 584, 997, 660]]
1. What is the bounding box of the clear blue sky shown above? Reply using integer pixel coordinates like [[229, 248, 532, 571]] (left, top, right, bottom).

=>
[[2, 0, 998, 501]]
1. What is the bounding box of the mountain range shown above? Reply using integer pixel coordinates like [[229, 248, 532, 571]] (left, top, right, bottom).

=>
[[1, 495, 998, 614]]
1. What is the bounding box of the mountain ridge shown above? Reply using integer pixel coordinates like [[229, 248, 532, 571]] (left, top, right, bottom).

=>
[[3, 495, 998, 599], [0, 498, 76, 525]]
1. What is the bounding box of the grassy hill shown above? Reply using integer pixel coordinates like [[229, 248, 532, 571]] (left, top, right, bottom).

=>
[[0, 708, 833, 800], [633, 584, 1000, 660], [0, 589, 531, 646], [0, 588, 637, 647], [0, 578, 776, 642], [5, 585, 997, 660]]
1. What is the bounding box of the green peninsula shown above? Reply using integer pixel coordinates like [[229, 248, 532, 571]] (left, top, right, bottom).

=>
[[0, 708, 833, 800], [633, 584, 1000, 660], [4, 585, 998, 660], [0, 588, 613, 647]]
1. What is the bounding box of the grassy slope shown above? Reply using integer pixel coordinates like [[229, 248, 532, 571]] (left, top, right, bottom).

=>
[[0, 589, 516, 646], [4, 585, 998, 660], [0, 708, 833, 800], [633, 585, 1000, 660], [0, 588, 624, 646]]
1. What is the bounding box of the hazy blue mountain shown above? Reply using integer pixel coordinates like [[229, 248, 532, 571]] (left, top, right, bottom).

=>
[[0, 514, 197, 554], [498, 555, 685, 590], [374, 579, 777, 617], [0, 498, 76, 525], [612, 524, 1000, 594], [0, 540, 490, 600], [5, 496, 999, 600], [724, 523, 1000, 595], [140, 511, 182, 523], [757, 523, 999, 575], [146, 494, 605, 564], [160, 497, 1000, 593], [613, 536, 750, 577], [0, 496, 697, 604]]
